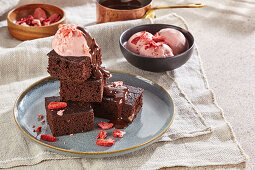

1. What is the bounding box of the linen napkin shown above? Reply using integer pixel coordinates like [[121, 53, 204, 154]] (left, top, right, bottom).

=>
[[0, 8, 246, 170]]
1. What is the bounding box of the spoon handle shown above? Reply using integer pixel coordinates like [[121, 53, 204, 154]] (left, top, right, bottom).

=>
[[152, 3, 206, 10]]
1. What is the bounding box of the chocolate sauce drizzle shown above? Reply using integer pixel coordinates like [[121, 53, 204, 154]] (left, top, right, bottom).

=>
[[77, 26, 129, 128], [104, 83, 129, 129], [77, 26, 111, 80]]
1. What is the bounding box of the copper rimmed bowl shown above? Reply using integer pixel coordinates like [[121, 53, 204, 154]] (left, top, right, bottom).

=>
[[119, 24, 194, 72], [96, 0, 151, 23]]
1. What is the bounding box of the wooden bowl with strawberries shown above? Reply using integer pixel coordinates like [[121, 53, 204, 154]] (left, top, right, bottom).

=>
[[7, 3, 66, 41]]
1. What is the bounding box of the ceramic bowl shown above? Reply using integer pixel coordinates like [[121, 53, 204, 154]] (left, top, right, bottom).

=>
[[119, 24, 194, 72], [7, 3, 66, 41]]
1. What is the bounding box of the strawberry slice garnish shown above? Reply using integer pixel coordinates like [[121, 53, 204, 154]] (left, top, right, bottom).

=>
[[48, 102, 67, 109], [98, 122, 114, 130], [96, 138, 115, 146], [96, 130, 107, 139], [113, 129, 126, 138], [41, 134, 56, 142], [33, 7, 47, 21]]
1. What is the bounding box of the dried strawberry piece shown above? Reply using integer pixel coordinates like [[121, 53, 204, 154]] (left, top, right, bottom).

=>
[[153, 33, 165, 42], [24, 15, 34, 25], [96, 138, 115, 146], [113, 129, 126, 138], [38, 114, 44, 119], [144, 41, 162, 50], [113, 81, 123, 87], [16, 15, 33, 26], [36, 126, 42, 132], [41, 120, 45, 123], [32, 19, 41, 26], [131, 31, 146, 45], [48, 13, 61, 24], [20, 22, 29, 27], [33, 8, 47, 21], [42, 18, 51, 26], [41, 134, 56, 142], [97, 131, 107, 139], [16, 20, 24, 25], [98, 122, 114, 130], [48, 102, 67, 109], [17, 17, 26, 25], [131, 36, 141, 45]]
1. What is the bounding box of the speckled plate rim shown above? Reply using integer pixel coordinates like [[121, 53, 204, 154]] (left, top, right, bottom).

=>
[[13, 69, 175, 156]]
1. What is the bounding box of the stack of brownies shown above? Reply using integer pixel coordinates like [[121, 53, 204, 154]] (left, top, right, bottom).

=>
[[45, 24, 144, 137]]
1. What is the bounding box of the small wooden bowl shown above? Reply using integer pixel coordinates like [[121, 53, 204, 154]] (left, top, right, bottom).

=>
[[7, 3, 66, 41]]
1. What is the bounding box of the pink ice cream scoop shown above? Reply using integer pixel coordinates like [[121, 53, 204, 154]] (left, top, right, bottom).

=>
[[139, 42, 174, 58], [125, 31, 153, 54], [158, 28, 188, 55], [52, 24, 90, 56]]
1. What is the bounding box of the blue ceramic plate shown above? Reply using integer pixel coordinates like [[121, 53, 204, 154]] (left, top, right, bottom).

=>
[[13, 70, 174, 158]]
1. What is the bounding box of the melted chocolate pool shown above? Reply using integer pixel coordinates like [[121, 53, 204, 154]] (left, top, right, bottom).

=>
[[100, 0, 143, 10]]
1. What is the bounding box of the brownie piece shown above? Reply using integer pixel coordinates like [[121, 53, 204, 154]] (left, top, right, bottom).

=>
[[47, 50, 93, 81], [47, 27, 103, 81], [60, 77, 104, 102], [45, 96, 94, 137], [93, 84, 144, 123]]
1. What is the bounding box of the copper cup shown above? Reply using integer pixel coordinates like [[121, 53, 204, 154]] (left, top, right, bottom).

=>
[[96, 0, 152, 23]]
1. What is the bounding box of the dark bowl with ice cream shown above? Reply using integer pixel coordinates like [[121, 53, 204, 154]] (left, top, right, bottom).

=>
[[119, 24, 194, 72]]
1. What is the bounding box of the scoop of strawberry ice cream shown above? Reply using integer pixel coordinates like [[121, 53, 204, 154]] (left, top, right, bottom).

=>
[[126, 31, 153, 54], [52, 24, 90, 56], [158, 28, 188, 55], [139, 42, 174, 58]]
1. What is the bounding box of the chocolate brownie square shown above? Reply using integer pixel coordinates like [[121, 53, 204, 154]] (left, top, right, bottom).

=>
[[47, 50, 101, 81], [59, 77, 104, 102], [45, 96, 94, 137], [93, 84, 144, 123]]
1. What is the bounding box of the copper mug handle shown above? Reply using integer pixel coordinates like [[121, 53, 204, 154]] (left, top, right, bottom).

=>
[[142, 3, 206, 19]]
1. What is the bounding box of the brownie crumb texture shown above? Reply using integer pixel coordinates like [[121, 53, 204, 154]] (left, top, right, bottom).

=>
[[47, 50, 92, 81], [59, 78, 104, 102]]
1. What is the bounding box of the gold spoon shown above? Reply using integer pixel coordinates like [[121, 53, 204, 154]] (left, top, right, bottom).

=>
[[142, 3, 206, 19]]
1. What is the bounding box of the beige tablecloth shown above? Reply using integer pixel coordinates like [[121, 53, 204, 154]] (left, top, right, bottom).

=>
[[0, 0, 248, 169]]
